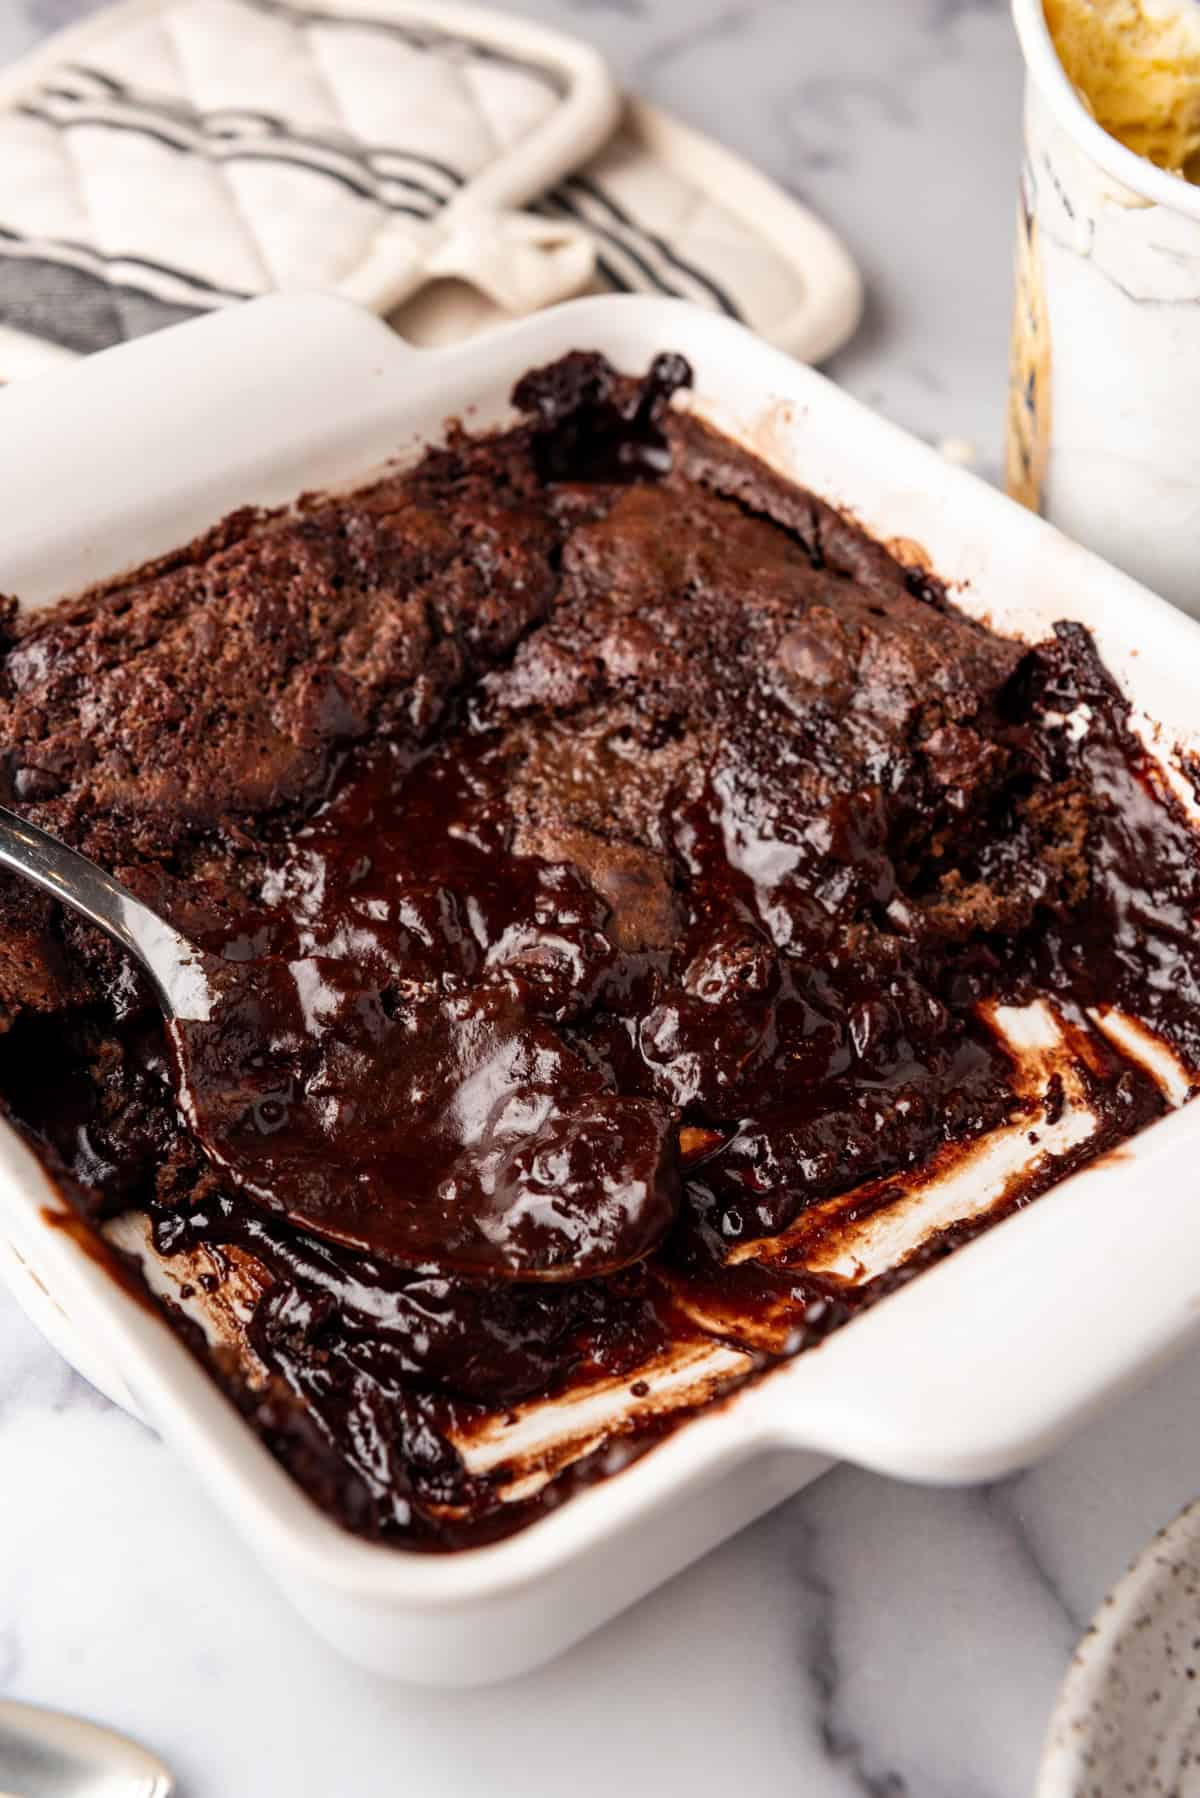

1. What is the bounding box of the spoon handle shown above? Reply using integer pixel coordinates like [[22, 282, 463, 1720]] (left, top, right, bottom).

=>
[[0, 803, 210, 1020], [0, 1698, 174, 1795]]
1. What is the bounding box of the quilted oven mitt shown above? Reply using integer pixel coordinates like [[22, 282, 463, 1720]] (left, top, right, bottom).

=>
[[0, 0, 862, 375]]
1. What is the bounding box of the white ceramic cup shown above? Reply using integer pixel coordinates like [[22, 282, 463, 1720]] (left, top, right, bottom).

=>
[[1009, 0, 1200, 615]]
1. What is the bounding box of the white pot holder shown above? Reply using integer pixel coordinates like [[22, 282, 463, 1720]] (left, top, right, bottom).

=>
[[398, 95, 862, 365], [0, 0, 862, 371]]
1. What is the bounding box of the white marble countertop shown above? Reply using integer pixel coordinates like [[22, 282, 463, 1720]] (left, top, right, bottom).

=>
[[3, 2, 1199, 1794]]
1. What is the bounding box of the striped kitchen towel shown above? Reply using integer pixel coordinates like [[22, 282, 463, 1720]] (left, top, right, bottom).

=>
[[0, 0, 861, 376]]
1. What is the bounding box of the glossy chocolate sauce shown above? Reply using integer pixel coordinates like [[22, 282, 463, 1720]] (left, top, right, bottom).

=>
[[167, 733, 679, 1284], [0, 352, 1196, 1548]]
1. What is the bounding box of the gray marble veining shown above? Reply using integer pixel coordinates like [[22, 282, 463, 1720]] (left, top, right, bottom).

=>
[[2, 3, 1195, 1795]]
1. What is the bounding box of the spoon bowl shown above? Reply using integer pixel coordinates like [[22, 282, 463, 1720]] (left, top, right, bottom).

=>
[[0, 1699, 173, 1797], [0, 806, 676, 1282]]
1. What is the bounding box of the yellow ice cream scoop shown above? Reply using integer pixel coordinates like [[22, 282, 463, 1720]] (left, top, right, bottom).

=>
[[1045, 0, 1200, 172]]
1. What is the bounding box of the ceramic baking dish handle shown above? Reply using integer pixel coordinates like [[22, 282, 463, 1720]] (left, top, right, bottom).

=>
[[735, 1101, 1200, 1484]]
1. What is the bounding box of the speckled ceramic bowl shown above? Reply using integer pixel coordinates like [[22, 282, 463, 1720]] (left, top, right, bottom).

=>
[[1039, 1498, 1200, 1796]]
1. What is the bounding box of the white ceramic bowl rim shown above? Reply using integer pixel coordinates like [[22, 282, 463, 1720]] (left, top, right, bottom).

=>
[[1037, 1495, 1200, 1796], [1011, 0, 1200, 219]]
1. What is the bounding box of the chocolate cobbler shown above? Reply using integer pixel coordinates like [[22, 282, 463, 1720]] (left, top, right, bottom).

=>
[[0, 351, 1197, 1548]]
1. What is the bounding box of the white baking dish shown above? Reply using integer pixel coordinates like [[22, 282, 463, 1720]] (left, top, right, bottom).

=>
[[3, 292, 1200, 1686]]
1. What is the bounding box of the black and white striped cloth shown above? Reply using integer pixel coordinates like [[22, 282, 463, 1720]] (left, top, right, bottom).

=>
[[0, 0, 860, 374]]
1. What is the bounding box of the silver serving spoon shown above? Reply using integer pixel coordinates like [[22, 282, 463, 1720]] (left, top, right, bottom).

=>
[[0, 804, 212, 1023], [0, 1699, 173, 1796], [0, 802, 677, 1282]]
